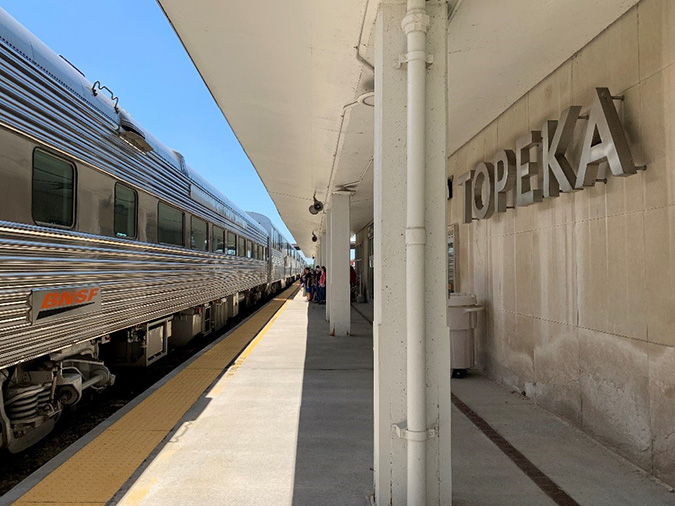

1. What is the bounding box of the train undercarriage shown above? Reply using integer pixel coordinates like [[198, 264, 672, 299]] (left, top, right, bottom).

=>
[[0, 340, 114, 453], [0, 279, 297, 453]]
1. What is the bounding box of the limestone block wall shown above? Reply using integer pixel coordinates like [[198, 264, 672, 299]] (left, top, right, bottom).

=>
[[447, 0, 675, 485]]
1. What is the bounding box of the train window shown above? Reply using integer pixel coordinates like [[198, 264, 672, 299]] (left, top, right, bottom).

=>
[[190, 216, 208, 251], [158, 202, 184, 246], [32, 150, 75, 227], [212, 225, 225, 253], [246, 239, 252, 258], [226, 231, 237, 255], [237, 236, 246, 257], [114, 183, 137, 238]]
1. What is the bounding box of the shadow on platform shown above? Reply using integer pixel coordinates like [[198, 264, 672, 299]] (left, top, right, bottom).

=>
[[290, 299, 374, 505]]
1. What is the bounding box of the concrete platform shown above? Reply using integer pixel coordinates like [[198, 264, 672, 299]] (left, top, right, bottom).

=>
[[353, 300, 674, 505], [32, 292, 672, 506], [115, 293, 374, 506], [452, 375, 675, 505]]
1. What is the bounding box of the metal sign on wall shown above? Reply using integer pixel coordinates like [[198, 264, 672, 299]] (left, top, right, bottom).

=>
[[456, 87, 645, 223]]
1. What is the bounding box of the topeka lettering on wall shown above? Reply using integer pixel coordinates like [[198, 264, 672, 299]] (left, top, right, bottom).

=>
[[456, 88, 645, 223]]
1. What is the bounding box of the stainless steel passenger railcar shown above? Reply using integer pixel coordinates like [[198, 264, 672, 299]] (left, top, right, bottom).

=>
[[0, 9, 302, 452], [248, 212, 304, 291]]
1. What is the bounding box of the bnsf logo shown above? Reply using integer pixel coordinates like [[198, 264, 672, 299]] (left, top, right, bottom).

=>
[[30, 286, 102, 323], [40, 288, 100, 309]]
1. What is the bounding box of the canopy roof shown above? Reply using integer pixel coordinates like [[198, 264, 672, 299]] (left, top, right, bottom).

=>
[[158, 0, 638, 255]]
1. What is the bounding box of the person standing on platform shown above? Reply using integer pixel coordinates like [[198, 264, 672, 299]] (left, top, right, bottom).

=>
[[318, 266, 326, 304], [305, 267, 314, 302], [310, 267, 317, 302], [313, 266, 321, 302], [301, 267, 311, 301]]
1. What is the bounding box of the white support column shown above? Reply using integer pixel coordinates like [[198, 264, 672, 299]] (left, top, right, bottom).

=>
[[328, 192, 351, 336], [374, 5, 408, 503], [323, 233, 327, 268], [325, 207, 332, 322], [373, 2, 450, 505], [320, 233, 326, 267], [314, 237, 319, 266]]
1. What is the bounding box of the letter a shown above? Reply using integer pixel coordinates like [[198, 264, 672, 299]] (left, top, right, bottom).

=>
[[576, 88, 637, 188]]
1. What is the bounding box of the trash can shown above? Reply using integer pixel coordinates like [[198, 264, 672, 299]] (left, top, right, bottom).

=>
[[447, 293, 483, 378]]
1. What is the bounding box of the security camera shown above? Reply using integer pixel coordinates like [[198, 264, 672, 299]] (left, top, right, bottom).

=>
[[308, 195, 324, 215], [311, 233, 318, 242]]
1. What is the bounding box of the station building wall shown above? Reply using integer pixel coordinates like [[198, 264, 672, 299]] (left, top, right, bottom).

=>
[[447, 0, 675, 486]]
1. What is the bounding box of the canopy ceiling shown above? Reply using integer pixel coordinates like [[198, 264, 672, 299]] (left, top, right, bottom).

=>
[[158, 0, 638, 256]]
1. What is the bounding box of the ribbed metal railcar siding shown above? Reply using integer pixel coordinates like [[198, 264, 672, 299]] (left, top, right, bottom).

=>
[[270, 249, 286, 285], [0, 222, 268, 369], [0, 24, 274, 370], [0, 31, 267, 246]]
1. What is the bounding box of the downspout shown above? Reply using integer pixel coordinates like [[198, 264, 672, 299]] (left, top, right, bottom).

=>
[[403, 1, 429, 505]]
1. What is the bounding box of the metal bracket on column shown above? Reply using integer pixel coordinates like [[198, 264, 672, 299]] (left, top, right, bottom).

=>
[[393, 52, 434, 69], [405, 227, 426, 246], [333, 188, 356, 195], [392, 422, 437, 441]]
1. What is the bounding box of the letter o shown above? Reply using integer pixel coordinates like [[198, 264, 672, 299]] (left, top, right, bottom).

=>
[[472, 162, 495, 220]]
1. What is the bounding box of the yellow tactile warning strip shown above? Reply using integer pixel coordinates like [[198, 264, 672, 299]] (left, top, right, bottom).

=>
[[13, 284, 299, 506]]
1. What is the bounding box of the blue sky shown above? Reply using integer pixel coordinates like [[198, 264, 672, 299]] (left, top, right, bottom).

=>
[[1, 0, 299, 249]]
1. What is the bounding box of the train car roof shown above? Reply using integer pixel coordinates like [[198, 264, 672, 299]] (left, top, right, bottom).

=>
[[247, 212, 273, 234], [0, 7, 265, 237], [247, 212, 295, 248]]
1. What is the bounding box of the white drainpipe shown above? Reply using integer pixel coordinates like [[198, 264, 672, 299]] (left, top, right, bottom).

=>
[[403, 1, 429, 504]]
